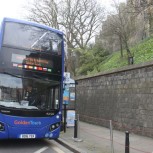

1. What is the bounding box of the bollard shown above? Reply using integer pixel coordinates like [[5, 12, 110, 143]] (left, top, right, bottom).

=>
[[125, 131, 130, 153], [74, 119, 78, 138], [77, 114, 80, 139], [110, 120, 114, 153], [72, 114, 83, 142]]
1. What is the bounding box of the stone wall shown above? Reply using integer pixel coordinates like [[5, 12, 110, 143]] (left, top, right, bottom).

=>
[[76, 61, 153, 137], [98, 1, 153, 53]]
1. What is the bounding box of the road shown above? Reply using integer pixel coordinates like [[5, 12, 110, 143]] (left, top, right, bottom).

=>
[[0, 139, 73, 153]]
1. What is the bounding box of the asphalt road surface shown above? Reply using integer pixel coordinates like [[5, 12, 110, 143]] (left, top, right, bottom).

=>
[[0, 139, 73, 153]]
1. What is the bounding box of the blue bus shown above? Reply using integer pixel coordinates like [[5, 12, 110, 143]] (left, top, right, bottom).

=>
[[0, 17, 64, 139]]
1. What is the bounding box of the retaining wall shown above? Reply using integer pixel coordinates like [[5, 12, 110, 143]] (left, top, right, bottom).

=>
[[76, 61, 153, 137]]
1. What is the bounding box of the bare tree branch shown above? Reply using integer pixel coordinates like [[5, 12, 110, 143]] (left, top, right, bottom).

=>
[[101, 1, 136, 58], [24, 0, 105, 75]]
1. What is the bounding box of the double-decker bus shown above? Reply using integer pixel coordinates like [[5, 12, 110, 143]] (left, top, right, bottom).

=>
[[0, 17, 64, 139]]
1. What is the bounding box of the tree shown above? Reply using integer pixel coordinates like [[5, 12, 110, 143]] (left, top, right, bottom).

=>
[[77, 44, 109, 76], [101, 1, 136, 64], [24, 0, 105, 76], [25, 0, 59, 29]]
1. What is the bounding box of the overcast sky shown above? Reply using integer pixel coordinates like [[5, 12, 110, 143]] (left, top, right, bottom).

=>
[[0, 0, 27, 19], [0, 0, 126, 19]]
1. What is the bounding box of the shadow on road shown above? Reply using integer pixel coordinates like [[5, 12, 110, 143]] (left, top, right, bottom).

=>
[[0, 139, 46, 149]]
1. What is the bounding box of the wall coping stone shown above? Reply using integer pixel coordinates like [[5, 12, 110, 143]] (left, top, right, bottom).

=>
[[75, 61, 153, 81]]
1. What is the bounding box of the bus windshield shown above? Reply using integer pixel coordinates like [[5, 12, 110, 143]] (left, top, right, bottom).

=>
[[3, 22, 62, 54], [0, 74, 60, 110]]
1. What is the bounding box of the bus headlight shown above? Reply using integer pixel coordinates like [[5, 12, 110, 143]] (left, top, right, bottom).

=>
[[49, 122, 60, 131], [0, 122, 5, 131]]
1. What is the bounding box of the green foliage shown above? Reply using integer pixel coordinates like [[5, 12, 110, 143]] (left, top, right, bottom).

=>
[[77, 44, 109, 76], [99, 36, 153, 72], [131, 37, 153, 64], [77, 36, 153, 76], [99, 52, 128, 71], [77, 50, 95, 75]]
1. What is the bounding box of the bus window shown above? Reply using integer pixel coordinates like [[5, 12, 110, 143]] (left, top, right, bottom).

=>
[[3, 22, 62, 54]]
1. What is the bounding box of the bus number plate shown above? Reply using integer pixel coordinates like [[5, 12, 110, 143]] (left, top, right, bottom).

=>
[[20, 134, 36, 139]]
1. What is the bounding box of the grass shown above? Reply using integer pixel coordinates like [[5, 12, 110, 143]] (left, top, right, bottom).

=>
[[98, 36, 153, 72]]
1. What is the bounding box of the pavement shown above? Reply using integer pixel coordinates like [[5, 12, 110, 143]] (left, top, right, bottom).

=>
[[58, 121, 153, 153]]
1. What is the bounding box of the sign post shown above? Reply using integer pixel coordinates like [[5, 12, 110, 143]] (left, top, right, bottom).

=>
[[63, 72, 75, 132]]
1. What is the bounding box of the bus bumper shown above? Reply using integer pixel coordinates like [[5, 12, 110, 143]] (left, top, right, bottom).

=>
[[0, 125, 60, 139]]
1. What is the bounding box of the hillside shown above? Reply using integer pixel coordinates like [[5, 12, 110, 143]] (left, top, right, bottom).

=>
[[98, 36, 153, 72]]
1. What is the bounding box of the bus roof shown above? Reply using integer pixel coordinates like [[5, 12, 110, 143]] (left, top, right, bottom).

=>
[[1, 17, 63, 35]]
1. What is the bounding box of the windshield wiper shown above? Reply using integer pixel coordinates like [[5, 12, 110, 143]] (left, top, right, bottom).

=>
[[19, 108, 38, 110]]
